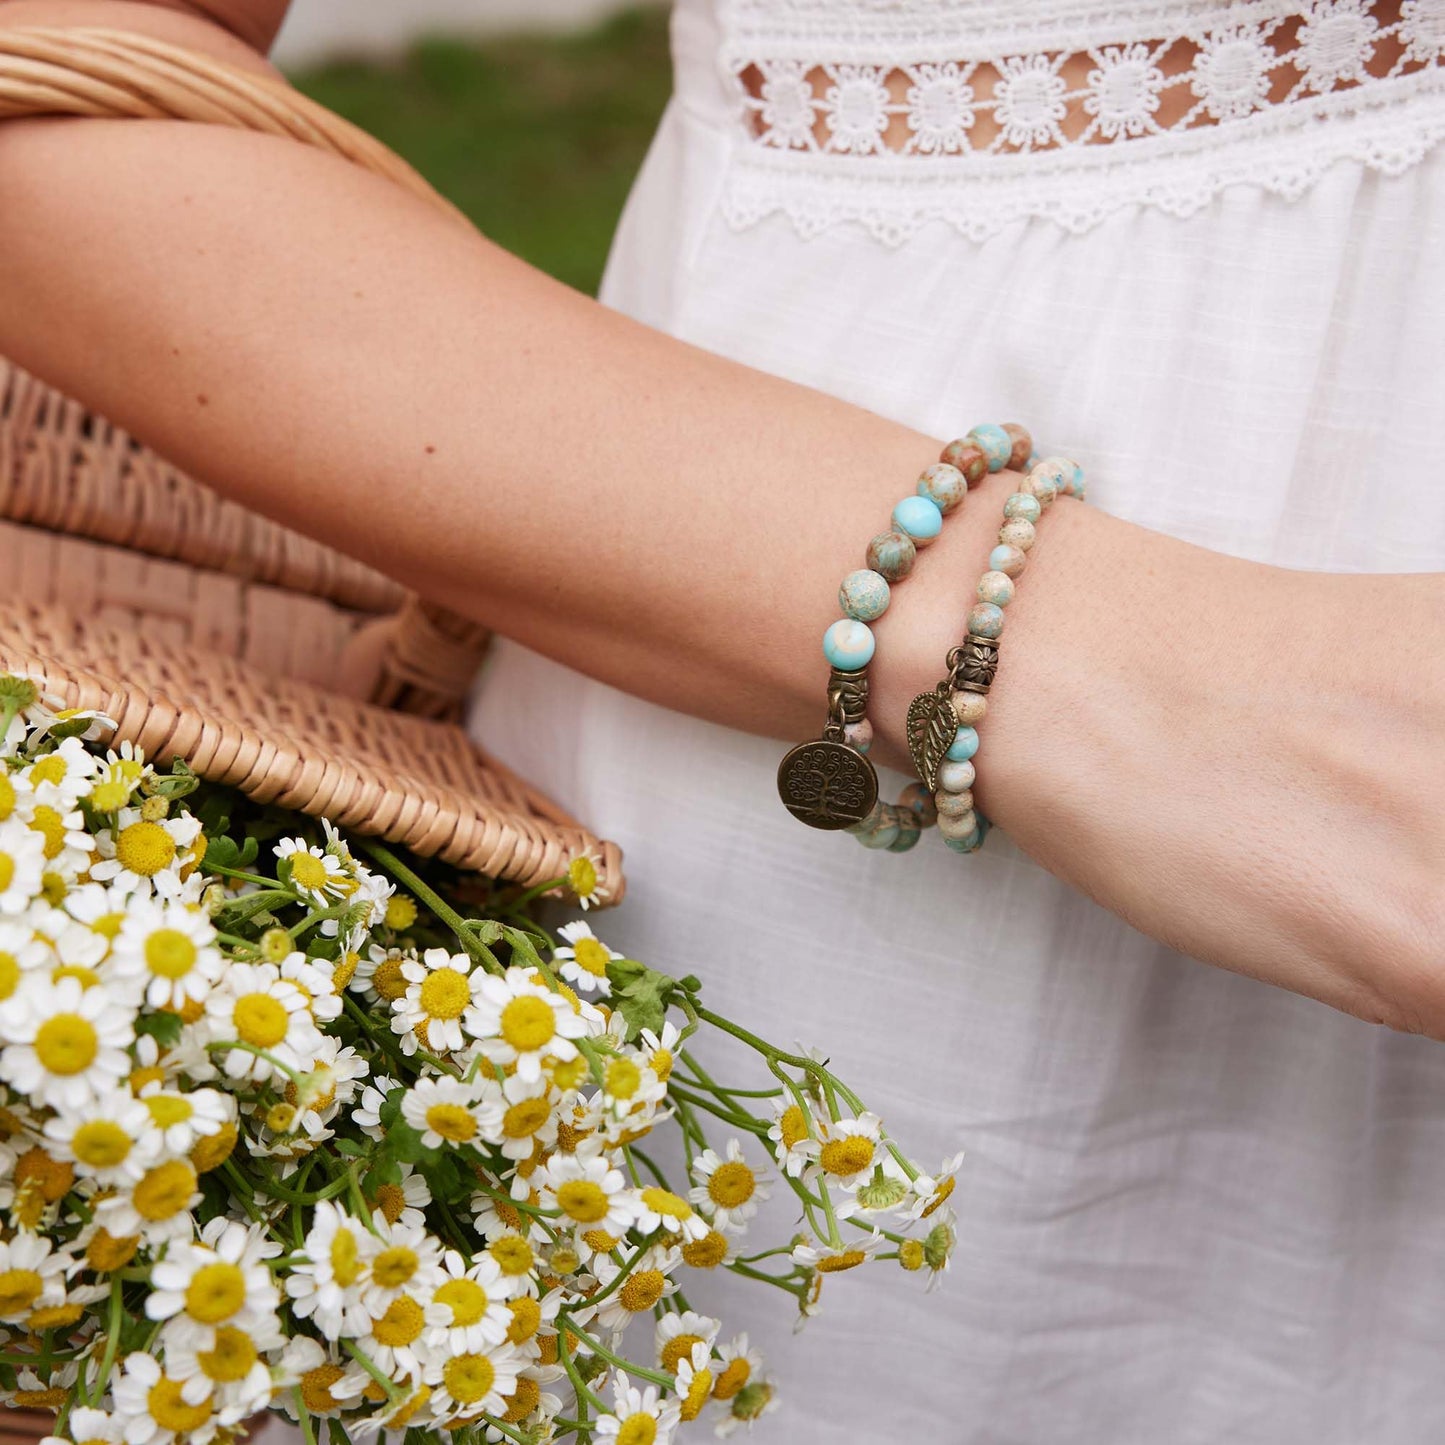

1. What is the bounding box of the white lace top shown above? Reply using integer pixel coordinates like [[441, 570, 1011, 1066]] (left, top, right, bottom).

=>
[[671, 0, 1445, 241]]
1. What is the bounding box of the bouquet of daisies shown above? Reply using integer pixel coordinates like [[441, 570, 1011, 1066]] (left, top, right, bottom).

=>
[[0, 674, 958, 1445]]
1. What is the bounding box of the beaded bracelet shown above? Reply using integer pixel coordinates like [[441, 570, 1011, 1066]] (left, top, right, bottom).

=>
[[776, 421, 1035, 851], [903, 453, 1087, 854]]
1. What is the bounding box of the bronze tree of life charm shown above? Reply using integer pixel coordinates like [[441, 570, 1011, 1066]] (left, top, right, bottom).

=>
[[776, 737, 879, 830]]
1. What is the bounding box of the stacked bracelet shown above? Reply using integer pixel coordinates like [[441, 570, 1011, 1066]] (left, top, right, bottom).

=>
[[905, 453, 1087, 854], [776, 422, 1035, 849]]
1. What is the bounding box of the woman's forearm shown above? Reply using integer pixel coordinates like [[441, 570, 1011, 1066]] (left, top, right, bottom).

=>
[[0, 70, 1440, 1036]]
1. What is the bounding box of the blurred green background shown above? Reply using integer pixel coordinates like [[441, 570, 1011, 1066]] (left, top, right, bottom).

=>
[[290, 7, 672, 296]]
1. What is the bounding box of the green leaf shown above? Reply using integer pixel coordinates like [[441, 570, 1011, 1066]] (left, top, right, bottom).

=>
[[604, 957, 677, 1041], [386, 1119, 437, 1165], [136, 1010, 183, 1047]]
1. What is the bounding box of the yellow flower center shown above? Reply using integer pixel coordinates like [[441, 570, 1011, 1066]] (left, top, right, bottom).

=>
[[500, 995, 556, 1053], [129, 1064, 166, 1095], [779, 1105, 809, 1151], [300, 1363, 346, 1413], [133, 1160, 197, 1221], [30, 756, 66, 787], [497, 1099, 546, 1141], [425, 1103, 477, 1143], [616, 1414, 657, 1445], [191, 1122, 237, 1174], [185, 1261, 247, 1323], [386, 1384, 432, 1429], [88, 780, 130, 813], [489, 1236, 534, 1277], [71, 1120, 131, 1169], [53, 964, 100, 988], [144, 929, 198, 979], [199, 1326, 259, 1383], [324, 1227, 361, 1287], [555, 1179, 609, 1224], [713, 1359, 751, 1400], [0, 1269, 44, 1316], [707, 1162, 756, 1209], [567, 854, 599, 899], [385, 895, 418, 930], [147, 1378, 213, 1434], [639, 1186, 692, 1221], [921, 1175, 956, 1218], [898, 1240, 925, 1271], [551, 1245, 581, 1273], [16, 1147, 73, 1205], [419, 968, 471, 1020], [550, 1055, 588, 1091], [372, 1295, 426, 1347], [0, 952, 19, 1000], [34, 1012, 98, 1075], [29, 1302, 84, 1331], [650, 1047, 674, 1081], [232, 993, 288, 1048], [571, 937, 611, 977], [661, 1333, 704, 1374], [289, 853, 330, 891], [618, 1269, 666, 1314], [333, 951, 360, 989], [816, 1249, 868, 1273], [143, 1095, 192, 1131], [502, 1377, 541, 1423], [505, 1295, 541, 1344], [28, 805, 67, 860], [442, 1354, 495, 1406], [371, 1182, 407, 1225], [681, 1369, 713, 1420], [12, 1388, 65, 1410], [582, 1228, 619, 1253], [372, 1245, 420, 1290], [819, 1136, 874, 1176], [39, 871, 67, 906], [605, 1059, 642, 1100], [266, 1103, 297, 1133], [0, 775, 13, 820], [114, 821, 176, 877], [86, 1229, 139, 1272], [434, 1276, 488, 1326], [371, 958, 408, 1001]]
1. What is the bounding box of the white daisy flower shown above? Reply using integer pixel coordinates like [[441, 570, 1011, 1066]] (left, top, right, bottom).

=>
[[637, 1020, 681, 1083], [21, 795, 92, 881], [655, 1309, 722, 1375], [361, 1218, 446, 1315], [286, 1200, 375, 1338], [0, 918, 53, 1003], [632, 1184, 709, 1243], [423, 1338, 525, 1420], [595, 1372, 680, 1445], [136, 1081, 232, 1156], [564, 849, 608, 911], [902, 1149, 966, 1222], [43, 1406, 125, 1445], [110, 1350, 228, 1445], [767, 1098, 818, 1178], [145, 1218, 282, 1346], [920, 1205, 958, 1293], [711, 1333, 764, 1406], [539, 1151, 640, 1237], [279, 951, 344, 1023], [673, 1339, 715, 1424], [553, 920, 621, 996], [356, 1290, 430, 1381], [352, 1074, 401, 1138], [592, 1244, 681, 1334], [275, 836, 354, 906], [0, 1232, 68, 1319], [163, 1312, 285, 1413], [0, 974, 133, 1111], [0, 819, 46, 914], [203, 963, 323, 1083], [689, 1138, 771, 1233], [424, 1248, 512, 1353], [401, 1076, 503, 1151], [808, 1111, 883, 1191], [43, 1092, 160, 1185], [716, 1373, 780, 1437], [392, 948, 486, 1055], [83, 740, 152, 814], [89, 807, 203, 898], [110, 898, 225, 1011], [790, 1230, 885, 1274], [24, 736, 101, 809], [350, 943, 410, 1007], [465, 966, 590, 1084], [495, 1073, 559, 1161], [94, 1155, 201, 1244]]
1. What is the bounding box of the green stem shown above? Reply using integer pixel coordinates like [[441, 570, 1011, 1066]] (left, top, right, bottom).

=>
[[562, 1321, 674, 1392], [359, 839, 502, 972]]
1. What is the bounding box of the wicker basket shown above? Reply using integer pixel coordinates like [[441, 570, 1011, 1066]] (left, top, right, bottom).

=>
[[0, 27, 625, 906]]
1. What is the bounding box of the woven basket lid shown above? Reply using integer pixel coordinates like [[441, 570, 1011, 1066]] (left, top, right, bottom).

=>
[[0, 26, 624, 903]]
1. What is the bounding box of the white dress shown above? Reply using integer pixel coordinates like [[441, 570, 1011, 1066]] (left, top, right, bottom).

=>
[[471, 2, 1445, 1439]]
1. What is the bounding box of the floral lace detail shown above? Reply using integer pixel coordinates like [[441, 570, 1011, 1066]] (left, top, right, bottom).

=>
[[715, 0, 1445, 242]]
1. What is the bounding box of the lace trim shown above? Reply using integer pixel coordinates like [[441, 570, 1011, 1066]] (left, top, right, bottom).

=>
[[715, 0, 1445, 242]]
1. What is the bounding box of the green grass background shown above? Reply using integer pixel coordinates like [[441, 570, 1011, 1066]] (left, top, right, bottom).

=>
[[289, 7, 673, 297]]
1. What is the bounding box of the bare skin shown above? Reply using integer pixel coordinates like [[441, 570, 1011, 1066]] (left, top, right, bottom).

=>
[[0, 0, 1442, 1036]]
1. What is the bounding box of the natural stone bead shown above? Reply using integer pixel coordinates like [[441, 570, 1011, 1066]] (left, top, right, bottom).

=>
[[823, 619, 875, 671], [935, 788, 975, 818], [943, 830, 984, 854], [967, 424, 1013, 472], [866, 530, 917, 582], [842, 720, 874, 755], [976, 571, 1015, 608], [839, 569, 890, 622], [892, 495, 943, 545], [1026, 459, 1068, 506], [1002, 492, 1042, 525], [989, 543, 1027, 578], [967, 603, 1005, 639], [998, 518, 1036, 552], [936, 758, 976, 793], [899, 782, 937, 825], [951, 691, 987, 725], [946, 726, 980, 762], [916, 462, 968, 515], [1003, 422, 1033, 469], [887, 820, 922, 852], [939, 439, 989, 487], [848, 801, 886, 834], [937, 808, 980, 841], [853, 804, 901, 850]]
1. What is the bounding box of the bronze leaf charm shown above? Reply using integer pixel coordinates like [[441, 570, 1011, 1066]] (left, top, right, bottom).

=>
[[906, 689, 956, 792]]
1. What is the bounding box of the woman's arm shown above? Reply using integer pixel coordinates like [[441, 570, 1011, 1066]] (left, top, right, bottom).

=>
[[0, 5, 1441, 1037]]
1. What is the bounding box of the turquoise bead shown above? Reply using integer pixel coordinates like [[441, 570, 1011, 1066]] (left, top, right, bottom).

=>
[[943, 829, 983, 854], [839, 569, 890, 622], [990, 543, 1027, 578], [937, 758, 975, 793], [976, 570, 1015, 608], [968, 424, 1013, 472], [866, 530, 916, 582], [852, 804, 901, 850], [946, 726, 979, 762], [968, 602, 1005, 639], [1002, 492, 1041, 525], [916, 463, 967, 515], [823, 618, 875, 671], [887, 821, 922, 852], [891, 495, 943, 545]]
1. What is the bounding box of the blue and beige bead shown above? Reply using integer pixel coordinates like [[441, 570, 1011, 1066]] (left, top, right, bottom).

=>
[[967, 602, 1005, 639], [892, 495, 944, 546], [866, 529, 917, 582], [936, 758, 975, 794], [946, 726, 979, 762], [1002, 492, 1041, 525], [839, 569, 890, 622], [916, 462, 968, 515], [822, 618, 875, 671], [967, 423, 1014, 472], [989, 543, 1027, 578], [976, 570, 1015, 608], [951, 690, 987, 725], [998, 518, 1036, 552]]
